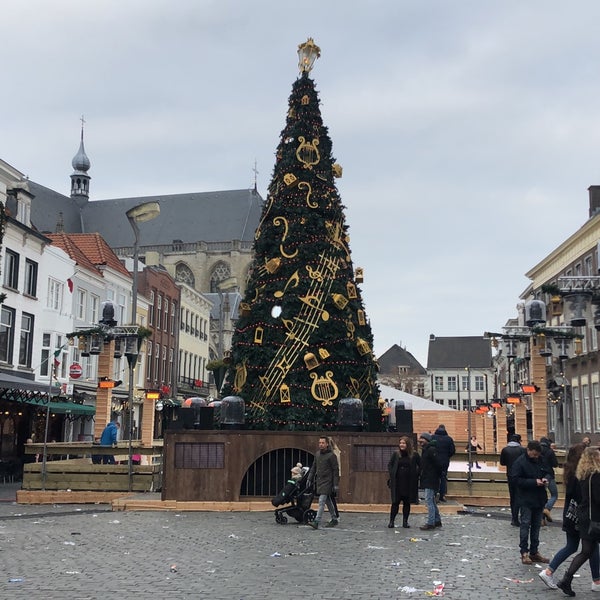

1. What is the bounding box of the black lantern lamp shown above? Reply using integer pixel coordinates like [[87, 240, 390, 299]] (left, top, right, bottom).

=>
[[525, 298, 547, 327], [337, 398, 363, 432], [297, 37, 321, 74], [89, 333, 104, 355], [538, 333, 553, 357], [221, 396, 245, 430], [504, 338, 518, 359], [564, 292, 592, 327], [555, 338, 571, 360]]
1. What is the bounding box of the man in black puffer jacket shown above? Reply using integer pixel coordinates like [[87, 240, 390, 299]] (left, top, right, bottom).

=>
[[512, 440, 550, 566], [432, 424, 455, 502]]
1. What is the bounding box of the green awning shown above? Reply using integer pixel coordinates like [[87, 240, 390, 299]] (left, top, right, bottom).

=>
[[22, 399, 96, 416]]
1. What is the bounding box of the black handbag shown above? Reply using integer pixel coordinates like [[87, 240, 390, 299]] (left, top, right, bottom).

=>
[[588, 476, 600, 539], [565, 498, 579, 527]]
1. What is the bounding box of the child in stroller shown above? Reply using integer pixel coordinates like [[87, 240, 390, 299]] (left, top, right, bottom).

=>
[[272, 463, 316, 524]]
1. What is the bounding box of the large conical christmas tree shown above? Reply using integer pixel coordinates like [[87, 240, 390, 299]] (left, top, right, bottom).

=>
[[222, 39, 379, 430]]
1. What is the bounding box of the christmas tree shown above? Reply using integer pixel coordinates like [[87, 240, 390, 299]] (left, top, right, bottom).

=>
[[221, 39, 379, 430]]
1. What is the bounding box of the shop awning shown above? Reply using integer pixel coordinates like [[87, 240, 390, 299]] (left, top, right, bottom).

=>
[[14, 398, 96, 416]]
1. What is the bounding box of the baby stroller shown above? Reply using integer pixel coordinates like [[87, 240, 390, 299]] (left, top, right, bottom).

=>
[[272, 466, 316, 525]]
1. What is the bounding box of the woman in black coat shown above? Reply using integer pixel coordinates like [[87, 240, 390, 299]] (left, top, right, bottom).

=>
[[387, 436, 421, 528]]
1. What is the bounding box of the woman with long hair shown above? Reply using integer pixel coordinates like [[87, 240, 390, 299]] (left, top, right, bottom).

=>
[[557, 447, 600, 596], [539, 443, 600, 590], [387, 435, 420, 529]]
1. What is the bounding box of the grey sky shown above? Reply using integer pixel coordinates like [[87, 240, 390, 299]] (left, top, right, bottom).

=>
[[3, 1, 600, 365]]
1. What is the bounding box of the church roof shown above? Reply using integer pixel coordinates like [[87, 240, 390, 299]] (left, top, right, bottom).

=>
[[28, 182, 264, 247]]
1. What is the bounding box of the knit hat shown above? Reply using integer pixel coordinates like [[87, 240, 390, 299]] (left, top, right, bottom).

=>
[[419, 432, 432, 442], [290, 463, 303, 479]]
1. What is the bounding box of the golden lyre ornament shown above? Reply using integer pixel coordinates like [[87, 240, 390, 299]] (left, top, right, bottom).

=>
[[298, 37, 321, 74], [296, 136, 320, 169], [310, 371, 338, 406]]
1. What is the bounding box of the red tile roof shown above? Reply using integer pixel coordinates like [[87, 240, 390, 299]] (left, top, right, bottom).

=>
[[47, 233, 131, 279]]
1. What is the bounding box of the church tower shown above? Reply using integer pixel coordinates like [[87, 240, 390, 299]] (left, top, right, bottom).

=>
[[70, 117, 91, 209]]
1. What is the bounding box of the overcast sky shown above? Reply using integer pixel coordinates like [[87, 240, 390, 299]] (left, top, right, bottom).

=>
[[3, 1, 600, 365]]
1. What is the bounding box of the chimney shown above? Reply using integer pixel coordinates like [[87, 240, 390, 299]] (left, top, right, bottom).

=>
[[589, 186, 600, 218]]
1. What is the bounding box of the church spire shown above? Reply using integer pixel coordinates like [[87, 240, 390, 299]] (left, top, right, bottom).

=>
[[70, 115, 91, 208]]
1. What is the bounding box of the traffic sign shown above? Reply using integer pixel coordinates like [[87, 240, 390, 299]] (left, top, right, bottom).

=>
[[69, 363, 83, 379]]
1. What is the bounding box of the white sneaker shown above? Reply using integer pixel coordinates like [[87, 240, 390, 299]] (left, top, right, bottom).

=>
[[592, 581, 600, 592], [538, 570, 558, 590]]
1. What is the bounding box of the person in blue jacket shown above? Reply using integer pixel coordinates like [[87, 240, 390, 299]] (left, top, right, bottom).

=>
[[99, 419, 120, 464]]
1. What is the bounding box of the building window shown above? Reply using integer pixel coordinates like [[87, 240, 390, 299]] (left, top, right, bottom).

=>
[[40, 333, 51, 377], [461, 375, 469, 391], [90, 294, 100, 324], [210, 262, 231, 292], [573, 386, 582, 433], [171, 302, 176, 335], [4, 250, 19, 290], [117, 293, 126, 324], [475, 375, 485, 392], [0, 306, 15, 363], [77, 289, 87, 321], [583, 384, 592, 433], [24, 259, 38, 297], [149, 291, 155, 326], [434, 376, 443, 391], [146, 341, 153, 381], [175, 263, 195, 287], [154, 343, 160, 382], [156, 295, 162, 330], [47, 278, 64, 311], [593, 382, 600, 433], [585, 255, 594, 276], [164, 299, 169, 332], [448, 398, 457, 410], [19, 312, 34, 367], [447, 376, 457, 392]]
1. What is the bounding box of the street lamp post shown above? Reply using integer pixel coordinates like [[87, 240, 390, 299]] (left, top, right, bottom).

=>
[[466, 366, 473, 486], [125, 201, 160, 490]]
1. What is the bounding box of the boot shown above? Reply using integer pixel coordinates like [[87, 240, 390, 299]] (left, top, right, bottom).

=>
[[387, 520, 395, 528], [402, 518, 410, 528], [557, 574, 576, 597]]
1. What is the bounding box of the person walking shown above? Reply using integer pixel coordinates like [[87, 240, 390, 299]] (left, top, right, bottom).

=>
[[308, 436, 340, 530], [418, 432, 443, 530], [557, 447, 600, 596], [387, 436, 421, 529], [512, 439, 550, 565], [540, 436, 559, 525], [99, 418, 120, 465], [539, 443, 600, 591], [500, 434, 526, 526], [432, 424, 455, 503], [467, 436, 482, 469]]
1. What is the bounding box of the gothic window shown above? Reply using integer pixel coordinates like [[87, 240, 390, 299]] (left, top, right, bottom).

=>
[[175, 263, 195, 287], [210, 262, 231, 292]]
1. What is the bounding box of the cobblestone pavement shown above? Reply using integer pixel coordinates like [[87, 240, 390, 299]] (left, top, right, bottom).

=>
[[0, 498, 585, 600]]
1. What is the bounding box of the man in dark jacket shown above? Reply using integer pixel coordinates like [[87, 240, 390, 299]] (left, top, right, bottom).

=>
[[418, 432, 443, 530], [432, 424, 455, 502], [540, 436, 559, 524], [308, 437, 340, 529], [512, 440, 550, 565], [500, 434, 526, 526]]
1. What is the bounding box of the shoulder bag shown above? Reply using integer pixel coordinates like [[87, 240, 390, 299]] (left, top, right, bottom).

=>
[[588, 475, 600, 539], [565, 498, 579, 528]]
